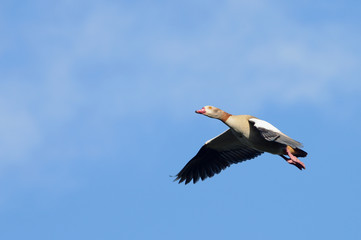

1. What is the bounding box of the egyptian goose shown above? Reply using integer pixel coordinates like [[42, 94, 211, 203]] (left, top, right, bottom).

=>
[[175, 106, 307, 184]]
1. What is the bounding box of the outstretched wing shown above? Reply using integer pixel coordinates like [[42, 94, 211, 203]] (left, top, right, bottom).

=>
[[175, 129, 263, 184], [249, 118, 303, 148]]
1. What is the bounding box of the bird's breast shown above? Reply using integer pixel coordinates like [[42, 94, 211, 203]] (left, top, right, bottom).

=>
[[227, 117, 286, 155]]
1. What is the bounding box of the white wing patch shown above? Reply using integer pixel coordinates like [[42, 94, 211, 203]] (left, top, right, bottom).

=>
[[249, 118, 281, 133]]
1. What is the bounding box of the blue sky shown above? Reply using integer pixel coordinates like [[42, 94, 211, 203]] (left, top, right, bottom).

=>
[[1, 0, 361, 239]]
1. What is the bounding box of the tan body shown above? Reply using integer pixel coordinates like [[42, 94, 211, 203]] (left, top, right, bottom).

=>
[[225, 115, 290, 155]]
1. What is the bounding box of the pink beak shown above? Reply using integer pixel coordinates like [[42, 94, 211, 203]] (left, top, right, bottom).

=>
[[195, 107, 206, 114]]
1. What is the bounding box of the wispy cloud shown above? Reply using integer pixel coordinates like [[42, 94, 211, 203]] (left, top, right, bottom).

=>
[[0, 0, 360, 166]]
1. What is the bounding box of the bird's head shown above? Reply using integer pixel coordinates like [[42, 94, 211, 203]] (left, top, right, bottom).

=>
[[195, 106, 223, 119]]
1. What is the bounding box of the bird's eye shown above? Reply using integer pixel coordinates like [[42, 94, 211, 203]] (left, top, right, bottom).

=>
[[208, 106, 212, 110]]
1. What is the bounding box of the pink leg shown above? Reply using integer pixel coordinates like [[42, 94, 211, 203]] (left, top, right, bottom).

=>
[[281, 147, 306, 170]]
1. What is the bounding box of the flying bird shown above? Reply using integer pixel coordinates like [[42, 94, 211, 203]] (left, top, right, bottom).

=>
[[175, 106, 307, 184]]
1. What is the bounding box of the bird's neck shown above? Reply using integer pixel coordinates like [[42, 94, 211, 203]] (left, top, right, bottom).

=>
[[220, 111, 232, 123]]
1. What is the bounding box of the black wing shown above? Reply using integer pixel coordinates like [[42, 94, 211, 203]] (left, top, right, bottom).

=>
[[175, 130, 263, 184]]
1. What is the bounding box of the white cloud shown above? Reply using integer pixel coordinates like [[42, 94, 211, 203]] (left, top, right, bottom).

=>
[[0, 85, 41, 165], [0, 0, 360, 166]]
